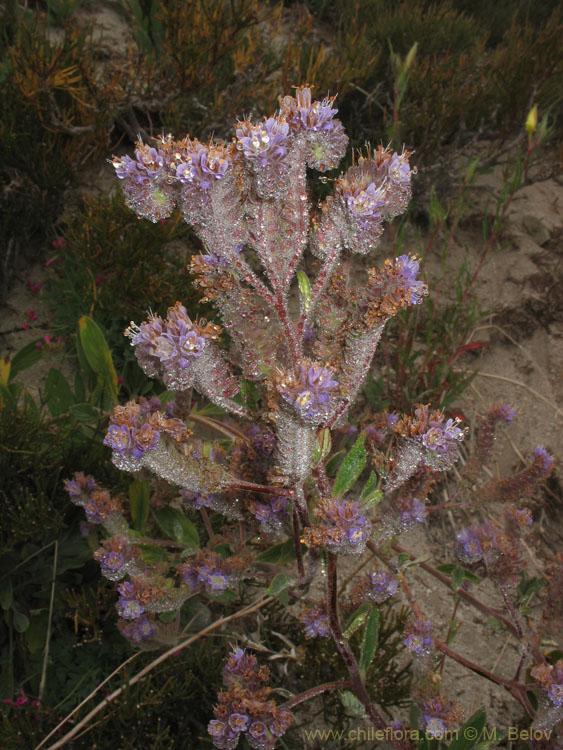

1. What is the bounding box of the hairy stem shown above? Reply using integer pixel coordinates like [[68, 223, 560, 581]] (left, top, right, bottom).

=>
[[326, 554, 409, 749]]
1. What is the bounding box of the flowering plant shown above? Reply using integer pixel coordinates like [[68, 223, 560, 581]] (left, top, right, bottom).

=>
[[63, 87, 559, 748]]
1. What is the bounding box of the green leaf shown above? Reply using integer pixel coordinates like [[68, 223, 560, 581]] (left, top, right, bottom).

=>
[[325, 450, 345, 477], [398, 552, 411, 568], [429, 186, 447, 225], [451, 565, 465, 591], [339, 689, 367, 718], [69, 403, 100, 425], [409, 703, 421, 730], [344, 602, 372, 638], [267, 573, 293, 598], [359, 607, 380, 676], [9, 341, 42, 380], [0, 578, 13, 610], [74, 372, 86, 402], [78, 316, 118, 403], [158, 610, 177, 624], [360, 472, 382, 506], [213, 589, 236, 603], [12, 610, 30, 633], [129, 480, 150, 532], [153, 508, 199, 550], [255, 539, 303, 565], [448, 708, 486, 749], [297, 271, 312, 311], [45, 368, 75, 417], [25, 611, 49, 653], [312, 427, 332, 467], [333, 433, 366, 497], [139, 544, 170, 563]]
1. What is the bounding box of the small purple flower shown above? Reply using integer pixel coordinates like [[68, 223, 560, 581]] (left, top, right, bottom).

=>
[[387, 151, 412, 189], [228, 713, 250, 733], [400, 497, 427, 526], [424, 716, 447, 739], [248, 721, 267, 739], [404, 619, 433, 656], [208, 719, 227, 738], [236, 116, 289, 170], [119, 614, 154, 644], [368, 571, 399, 603], [63, 472, 96, 500], [178, 551, 234, 596], [395, 254, 427, 305], [346, 182, 386, 224], [534, 446, 554, 472], [547, 682, 563, 707], [301, 606, 330, 638], [278, 361, 339, 423], [497, 404, 516, 423], [116, 597, 144, 620], [456, 526, 483, 561], [175, 141, 231, 192]]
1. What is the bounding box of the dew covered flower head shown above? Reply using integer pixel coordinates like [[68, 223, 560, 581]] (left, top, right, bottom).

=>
[[276, 359, 339, 424], [126, 302, 221, 390]]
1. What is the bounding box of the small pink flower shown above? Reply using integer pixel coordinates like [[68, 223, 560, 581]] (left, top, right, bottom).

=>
[[117, 376, 124, 385], [35, 341, 43, 350], [45, 255, 59, 268], [23, 322, 30, 330], [51, 237, 66, 250], [27, 310, 37, 322], [26, 280, 45, 293], [95, 273, 103, 288]]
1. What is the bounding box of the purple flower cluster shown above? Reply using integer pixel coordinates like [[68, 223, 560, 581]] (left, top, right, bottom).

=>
[[456, 525, 483, 562], [421, 696, 462, 738], [455, 522, 523, 586], [303, 497, 371, 555], [394, 404, 464, 471], [93, 536, 137, 581], [126, 302, 218, 390], [395, 255, 427, 305], [236, 117, 290, 171], [112, 140, 177, 222], [300, 605, 330, 638], [365, 255, 428, 326], [175, 139, 231, 193], [278, 86, 348, 171], [531, 661, 563, 708], [249, 495, 289, 532], [103, 398, 186, 471], [335, 147, 415, 253], [117, 614, 155, 644], [534, 445, 555, 472], [177, 551, 238, 595], [209, 647, 293, 749], [398, 496, 428, 527], [64, 473, 122, 525], [116, 580, 145, 620], [277, 361, 339, 424], [367, 571, 399, 604], [404, 618, 433, 656]]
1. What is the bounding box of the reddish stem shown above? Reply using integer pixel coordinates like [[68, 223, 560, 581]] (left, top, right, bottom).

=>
[[283, 680, 353, 710], [326, 554, 410, 750], [199, 507, 216, 546], [435, 639, 534, 715]]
